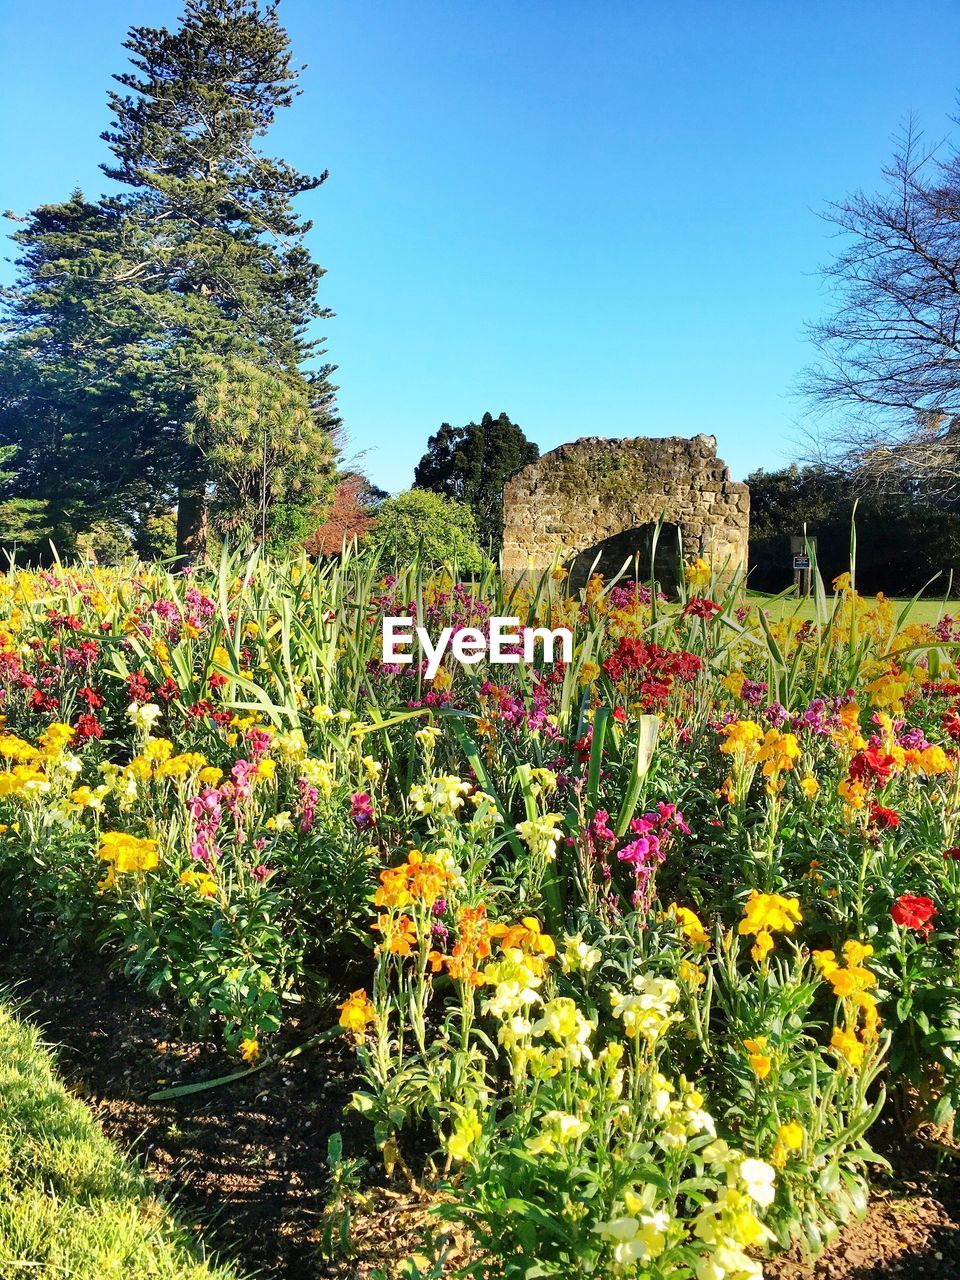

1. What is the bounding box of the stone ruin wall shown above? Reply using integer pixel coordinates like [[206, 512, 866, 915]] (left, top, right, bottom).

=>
[[501, 433, 750, 584]]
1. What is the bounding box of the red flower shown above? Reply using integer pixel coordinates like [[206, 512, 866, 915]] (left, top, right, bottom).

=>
[[890, 894, 937, 932], [869, 802, 900, 829], [942, 708, 960, 742], [944, 848, 960, 861], [682, 597, 722, 621], [126, 672, 151, 704], [73, 713, 103, 741], [849, 748, 897, 787], [155, 678, 179, 703]]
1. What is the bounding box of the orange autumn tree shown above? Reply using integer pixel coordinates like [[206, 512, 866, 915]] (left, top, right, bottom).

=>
[[305, 474, 380, 557]]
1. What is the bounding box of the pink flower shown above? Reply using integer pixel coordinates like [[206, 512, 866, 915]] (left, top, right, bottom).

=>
[[350, 792, 374, 829]]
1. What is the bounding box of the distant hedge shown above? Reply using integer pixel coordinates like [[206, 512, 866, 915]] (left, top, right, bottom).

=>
[[746, 465, 960, 597]]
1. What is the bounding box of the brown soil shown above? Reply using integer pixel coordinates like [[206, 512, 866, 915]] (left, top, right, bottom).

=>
[[1, 933, 958, 1280], [765, 1162, 960, 1280]]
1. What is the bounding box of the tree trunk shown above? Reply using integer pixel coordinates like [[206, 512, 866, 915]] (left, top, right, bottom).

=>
[[175, 485, 207, 568]]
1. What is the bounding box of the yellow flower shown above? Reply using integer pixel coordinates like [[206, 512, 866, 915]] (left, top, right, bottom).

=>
[[560, 932, 601, 973], [0, 733, 40, 764], [750, 929, 774, 963], [179, 868, 217, 897], [515, 814, 564, 863], [337, 989, 376, 1033], [757, 728, 801, 780], [127, 702, 162, 734], [721, 671, 746, 699], [686, 556, 711, 589], [738, 891, 802, 950], [667, 902, 710, 948], [239, 1038, 260, 1064], [143, 737, 174, 764], [838, 776, 867, 810], [720, 720, 764, 762], [778, 1121, 804, 1151], [830, 1026, 865, 1068], [865, 670, 911, 714], [799, 775, 820, 800], [679, 958, 705, 988], [446, 1108, 482, 1162], [743, 1036, 772, 1080], [489, 916, 556, 959], [97, 831, 159, 873], [38, 723, 74, 758]]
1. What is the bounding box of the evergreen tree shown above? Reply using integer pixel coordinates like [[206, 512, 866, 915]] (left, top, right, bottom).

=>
[[0, 191, 190, 554], [0, 445, 46, 555], [191, 355, 334, 553], [0, 0, 338, 561], [413, 412, 539, 552]]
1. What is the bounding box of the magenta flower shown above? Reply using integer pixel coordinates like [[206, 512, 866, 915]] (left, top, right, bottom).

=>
[[350, 792, 374, 829]]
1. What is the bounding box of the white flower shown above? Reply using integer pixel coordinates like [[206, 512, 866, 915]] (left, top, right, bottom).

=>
[[127, 702, 161, 733], [515, 813, 564, 862], [739, 1157, 776, 1208], [560, 932, 601, 974]]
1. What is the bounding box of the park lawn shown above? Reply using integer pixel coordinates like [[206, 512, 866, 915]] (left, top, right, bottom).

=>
[[0, 997, 244, 1280], [747, 590, 960, 626]]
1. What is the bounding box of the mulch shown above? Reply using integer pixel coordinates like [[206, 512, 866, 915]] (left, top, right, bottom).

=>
[[1, 931, 958, 1280]]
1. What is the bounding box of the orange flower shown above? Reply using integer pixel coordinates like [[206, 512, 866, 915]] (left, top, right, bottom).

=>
[[373, 912, 418, 956], [374, 864, 412, 909], [373, 850, 452, 910], [432, 904, 493, 985], [338, 989, 376, 1033], [489, 915, 556, 958]]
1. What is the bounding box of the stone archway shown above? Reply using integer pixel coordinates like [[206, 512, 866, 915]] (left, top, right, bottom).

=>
[[565, 522, 683, 595], [501, 434, 749, 590]]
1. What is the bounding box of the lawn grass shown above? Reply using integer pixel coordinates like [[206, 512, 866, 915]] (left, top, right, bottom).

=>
[[0, 996, 244, 1280], [746, 591, 960, 626]]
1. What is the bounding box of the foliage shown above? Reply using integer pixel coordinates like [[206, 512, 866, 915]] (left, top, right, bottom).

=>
[[305, 474, 382, 557], [0, 445, 47, 552], [747, 464, 960, 596], [364, 489, 489, 573], [75, 520, 136, 566], [413, 411, 539, 552], [190, 356, 335, 554], [3, 545, 960, 1274], [0, 0, 339, 560], [0, 998, 243, 1279]]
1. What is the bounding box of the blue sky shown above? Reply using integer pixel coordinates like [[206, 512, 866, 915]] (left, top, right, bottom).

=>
[[2, 0, 959, 492]]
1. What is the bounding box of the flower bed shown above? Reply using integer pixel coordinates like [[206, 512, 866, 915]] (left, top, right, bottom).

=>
[[2, 550, 959, 1277]]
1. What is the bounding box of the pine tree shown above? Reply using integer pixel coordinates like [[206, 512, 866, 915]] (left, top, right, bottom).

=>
[[413, 412, 539, 552], [0, 191, 180, 553], [0, 445, 46, 556], [0, 0, 338, 561]]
